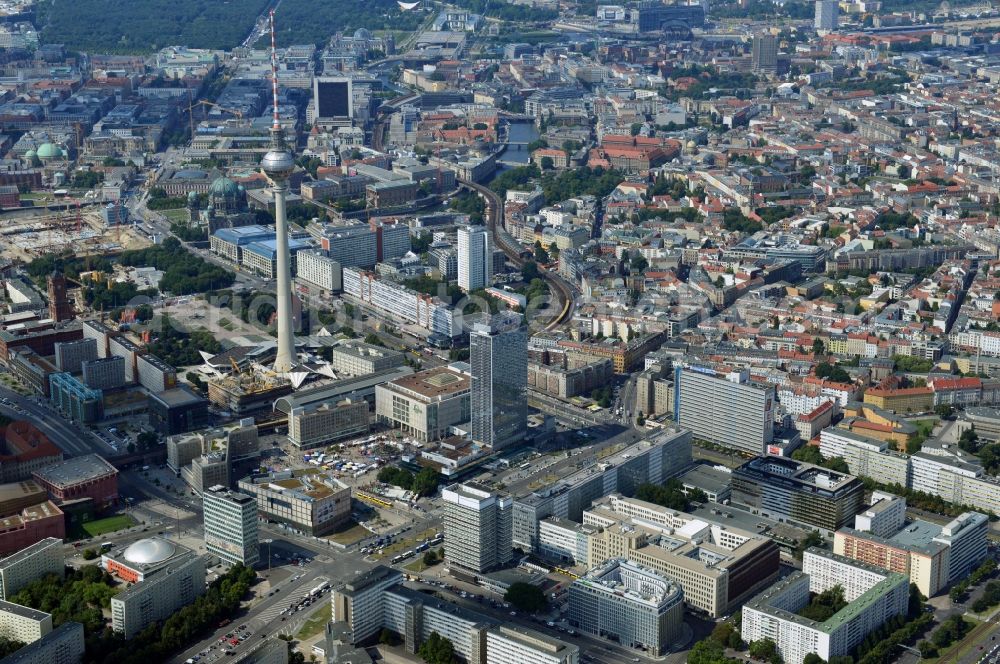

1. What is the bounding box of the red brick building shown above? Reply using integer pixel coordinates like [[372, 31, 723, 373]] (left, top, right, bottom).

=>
[[0, 185, 18, 209], [0, 321, 82, 362], [0, 500, 65, 556], [0, 421, 63, 483], [33, 454, 118, 509]]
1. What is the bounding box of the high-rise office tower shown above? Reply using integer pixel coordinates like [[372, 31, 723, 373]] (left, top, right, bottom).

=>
[[457, 225, 491, 292], [470, 311, 527, 450], [751, 34, 778, 74], [442, 482, 512, 572], [203, 485, 259, 567], [312, 77, 354, 121], [261, 10, 297, 373], [673, 366, 776, 455], [815, 0, 838, 31]]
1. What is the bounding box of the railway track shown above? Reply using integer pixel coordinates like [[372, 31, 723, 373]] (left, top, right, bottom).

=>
[[459, 178, 574, 331], [366, 111, 575, 331]]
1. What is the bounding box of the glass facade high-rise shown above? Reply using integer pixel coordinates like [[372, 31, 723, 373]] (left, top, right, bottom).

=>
[[458, 225, 491, 292], [470, 312, 527, 450], [203, 485, 259, 567], [442, 482, 513, 572]]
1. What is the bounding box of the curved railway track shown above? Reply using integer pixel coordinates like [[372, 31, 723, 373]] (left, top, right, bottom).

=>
[[458, 178, 574, 331], [370, 104, 575, 331]]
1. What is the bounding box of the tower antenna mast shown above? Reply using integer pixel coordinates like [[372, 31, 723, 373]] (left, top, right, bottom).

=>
[[269, 9, 281, 133]]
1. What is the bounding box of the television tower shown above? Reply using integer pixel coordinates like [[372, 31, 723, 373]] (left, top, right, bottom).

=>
[[261, 9, 297, 373]]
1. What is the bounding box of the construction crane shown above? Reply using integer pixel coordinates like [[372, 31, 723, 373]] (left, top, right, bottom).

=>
[[71, 197, 82, 233], [187, 99, 247, 137]]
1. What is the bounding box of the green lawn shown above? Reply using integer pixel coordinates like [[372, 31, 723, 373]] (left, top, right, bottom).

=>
[[324, 521, 369, 545], [372, 528, 438, 561], [77, 514, 137, 538], [913, 418, 939, 437], [160, 208, 191, 222], [404, 558, 429, 573], [295, 603, 331, 640]]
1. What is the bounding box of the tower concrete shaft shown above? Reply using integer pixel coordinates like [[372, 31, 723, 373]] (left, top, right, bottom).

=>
[[272, 178, 295, 373]]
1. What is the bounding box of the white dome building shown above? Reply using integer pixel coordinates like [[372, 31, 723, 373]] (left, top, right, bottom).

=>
[[102, 537, 193, 582]]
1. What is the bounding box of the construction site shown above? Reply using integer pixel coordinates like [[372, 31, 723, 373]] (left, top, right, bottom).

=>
[[207, 360, 293, 417], [0, 204, 151, 263]]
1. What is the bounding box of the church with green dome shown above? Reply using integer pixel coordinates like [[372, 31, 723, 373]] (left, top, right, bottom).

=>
[[192, 175, 254, 232], [208, 176, 247, 214]]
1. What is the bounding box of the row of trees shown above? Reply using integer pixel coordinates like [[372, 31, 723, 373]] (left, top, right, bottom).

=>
[[81, 281, 157, 312], [145, 314, 222, 367], [972, 579, 1000, 613], [504, 582, 547, 613], [39, 0, 268, 51], [948, 558, 996, 602], [797, 585, 847, 622], [814, 362, 852, 383], [722, 208, 763, 235], [376, 465, 440, 497], [488, 164, 625, 207], [11, 565, 116, 635], [789, 446, 850, 474], [119, 237, 234, 295], [170, 222, 208, 242], [40, 0, 423, 52], [27, 252, 112, 283], [91, 563, 256, 664], [146, 188, 187, 210], [918, 615, 971, 658], [635, 479, 703, 511], [12, 563, 255, 664], [860, 476, 992, 519], [449, 191, 486, 223]]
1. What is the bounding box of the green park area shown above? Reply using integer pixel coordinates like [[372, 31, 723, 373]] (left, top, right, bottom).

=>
[[74, 514, 137, 539]]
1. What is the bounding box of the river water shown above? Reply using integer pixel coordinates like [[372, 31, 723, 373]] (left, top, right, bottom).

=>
[[500, 120, 540, 165]]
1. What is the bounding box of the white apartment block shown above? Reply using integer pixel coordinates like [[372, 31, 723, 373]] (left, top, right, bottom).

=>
[[673, 367, 775, 455], [322, 224, 377, 268], [802, 549, 894, 602], [486, 626, 580, 664], [296, 250, 343, 292], [328, 341, 403, 377], [136, 353, 176, 393], [0, 601, 52, 645], [0, 538, 64, 601], [288, 400, 370, 449], [853, 491, 906, 538], [378, 223, 411, 261], [910, 450, 1000, 514], [538, 517, 590, 566], [933, 511, 989, 583], [442, 482, 513, 573], [819, 429, 911, 488], [343, 267, 461, 337], [0, 621, 84, 664], [331, 566, 404, 643], [742, 549, 909, 664], [111, 554, 206, 639]]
